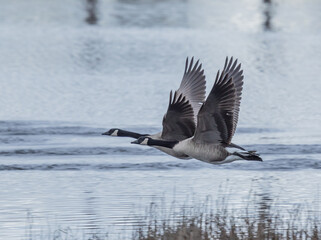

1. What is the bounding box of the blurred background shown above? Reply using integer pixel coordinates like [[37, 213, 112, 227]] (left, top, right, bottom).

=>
[[0, 0, 320, 239]]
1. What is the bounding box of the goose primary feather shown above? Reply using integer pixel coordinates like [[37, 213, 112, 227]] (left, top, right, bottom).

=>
[[132, 57, 262, 164]]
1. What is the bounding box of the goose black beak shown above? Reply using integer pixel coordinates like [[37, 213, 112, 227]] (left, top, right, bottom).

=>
[[102, 132, 110, 135], [131, 140, 139, 144]]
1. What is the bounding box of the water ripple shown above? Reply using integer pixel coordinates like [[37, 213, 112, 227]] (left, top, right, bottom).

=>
[[0, 156, 320, 171], [0, 147, 159, 156], [0, 162, 200, 171], [246, 144, 321, 155], [0, 122, 104, 136]]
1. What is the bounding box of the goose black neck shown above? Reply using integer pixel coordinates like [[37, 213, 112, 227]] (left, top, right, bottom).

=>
[[148, 139, 179, 149], [118, 129, 148, 139]]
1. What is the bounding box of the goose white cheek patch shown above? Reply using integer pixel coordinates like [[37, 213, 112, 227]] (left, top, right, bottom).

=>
[[141, 139, 149, 145], [111, 130, 119, 136]]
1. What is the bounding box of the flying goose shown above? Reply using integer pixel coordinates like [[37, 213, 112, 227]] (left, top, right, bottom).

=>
[[102, 57, 207, 159], [132, 57, 262, 164]]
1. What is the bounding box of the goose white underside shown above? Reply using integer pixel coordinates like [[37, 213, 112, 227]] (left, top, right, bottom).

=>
[[210, 155, 243, 165], [225, 146, 245, 154], [150, 132, 191, 159], [153, 145, 191, 159]]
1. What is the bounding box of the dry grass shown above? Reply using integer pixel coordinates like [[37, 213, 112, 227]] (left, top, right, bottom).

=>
[[26, 193, 321, 240]]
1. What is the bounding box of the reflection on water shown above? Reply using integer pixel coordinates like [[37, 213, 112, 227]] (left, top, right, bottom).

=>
[[77, 38, 106, 71], [113, 0, 188, 28], [83, 191, 102, 230], [263, 0, 273, 31], [85, 0, 99, 25]]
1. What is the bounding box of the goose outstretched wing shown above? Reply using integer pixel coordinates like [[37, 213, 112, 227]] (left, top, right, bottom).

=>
[[176, 57, 206, 122], [161, 91, 195, 141], [193, 57, 244, 144], [161, 57, 206, 140]]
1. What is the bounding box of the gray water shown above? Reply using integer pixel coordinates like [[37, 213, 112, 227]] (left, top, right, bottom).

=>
[[0, 0, 321, 239]]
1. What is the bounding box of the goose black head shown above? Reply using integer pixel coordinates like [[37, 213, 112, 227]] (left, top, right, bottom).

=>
[[102, 128, 119, 136], [131, 136, 150, 145]]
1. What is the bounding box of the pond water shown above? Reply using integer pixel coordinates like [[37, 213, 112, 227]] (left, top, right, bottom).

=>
[[0, 0, 320, 239]]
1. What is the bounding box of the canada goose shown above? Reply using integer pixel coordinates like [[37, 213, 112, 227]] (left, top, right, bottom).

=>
[[103, 57, 206, 159], [132, 57, 262, 164]]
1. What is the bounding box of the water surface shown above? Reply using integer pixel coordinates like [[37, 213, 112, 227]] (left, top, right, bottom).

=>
[[0, 0, 321, 239]]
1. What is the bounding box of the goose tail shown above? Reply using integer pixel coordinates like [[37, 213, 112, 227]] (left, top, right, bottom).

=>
[[233, 151, 262, 161]]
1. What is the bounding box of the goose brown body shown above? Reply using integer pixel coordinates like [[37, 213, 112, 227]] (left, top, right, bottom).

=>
[[173, 138, 229, 163]]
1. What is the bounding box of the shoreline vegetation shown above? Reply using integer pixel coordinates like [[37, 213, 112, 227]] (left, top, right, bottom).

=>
[[132, 194, 320, 240], [27, 193, 320, 240]]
